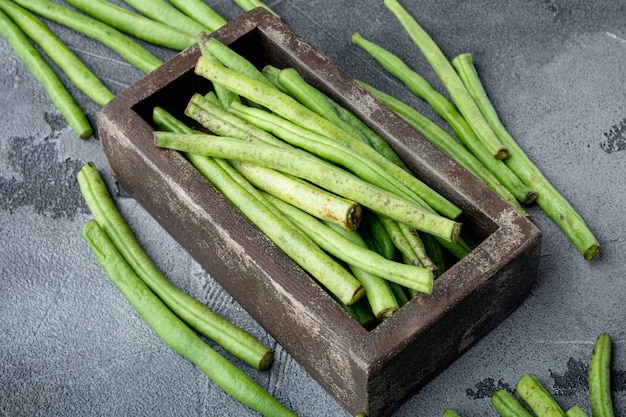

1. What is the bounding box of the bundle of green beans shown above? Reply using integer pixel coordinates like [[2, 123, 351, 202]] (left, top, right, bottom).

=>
[[352, 0, 601, 261], [153, 35, 472, 325], [446, 333, 615, 417]]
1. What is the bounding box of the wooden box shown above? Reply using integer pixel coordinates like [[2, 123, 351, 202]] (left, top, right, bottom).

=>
[[97, 8, 541, 417]]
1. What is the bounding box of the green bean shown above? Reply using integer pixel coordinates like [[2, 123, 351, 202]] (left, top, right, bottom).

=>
[[452, 52, 600, 260], [195, 33, 241, 109], [324, 221, 400, 319], [359, 80, 529, 217], [14, 0, 162, 73], [77, 162, 273, 370], [232, 161, 363, 231], [443, 409, 462, 417], [232, 0, 280, 18], [81, 220, 296, 417], [266, 192, 433, 293], [566, 406, 589, 417], [388, 281, 409, 307], [0, 0, 115, 107], [154, 132, 462, 243], [0, 7, 92, 139], [186, 153, 365, 306], [63, 0, 195, 50], [261, 65, 289, 93], [168, 0, 227, 33], [122, 0, 208, 37], [351, 32, 536, 205], [194, 55, 463, 220], [491, 389, 534, 417], [383, 0, 508, 160], [516, 374, 567, 417], [338, 296, 378, 328], [589, 333, 614, 417], [421, 232, 446, 276]]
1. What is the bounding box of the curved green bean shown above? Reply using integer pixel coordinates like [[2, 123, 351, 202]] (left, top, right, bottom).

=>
[[14, 0, 162, 73], [168, 0, 227, 33], [0, 0, 114, 107], [452, 52, 600, 260], [589, 333, 614, 417], [383, 0, 508, 160], [81, 220, 296, 417], [63, 0, 195, 50], [0, 7, 92, 139], [516, 374, 567, 417], [77, 162, 274, 370]]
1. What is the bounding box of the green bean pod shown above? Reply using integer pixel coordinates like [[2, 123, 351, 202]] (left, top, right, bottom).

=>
[[589, 333, 614, 417], [81, 220, 296, 417], [383, 0, 508, 160], [491, 389, 534, 417], [122, 0, 208, 37], [14, 0, 162, 73], [0, 7, 92, 139], [63, 0, 195, 50], [0, 0, 115, 106], [516, 374, 567, 417], [77, 162, 274, 370]]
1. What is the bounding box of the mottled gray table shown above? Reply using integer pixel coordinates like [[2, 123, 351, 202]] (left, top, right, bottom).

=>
[[1, 1, 624, 416]]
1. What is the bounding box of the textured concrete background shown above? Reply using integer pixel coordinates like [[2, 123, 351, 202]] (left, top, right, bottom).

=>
[[1, 1, 625, 416]]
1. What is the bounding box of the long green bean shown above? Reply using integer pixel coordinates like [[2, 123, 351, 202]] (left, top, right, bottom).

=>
[[359, 80, 529, 216], [168, 0, 227, 33], [516, 374, 567, 417], [232, 161, 363, 231], [81, 220, 296, 417], [452, 52, 600, 260], [14, 0, 162, 73], [0, 0, 115, 107], [77, 162, 273, 370], [122, 0, 208, 37], [154, 132, 462, 242], [265, 193, 434, 294], [589, 333, 614, 417], [63, 0, 195, 50], [351, 32, 536, 205], [383, 0, 508, 160], [0, 7, 92, 139]]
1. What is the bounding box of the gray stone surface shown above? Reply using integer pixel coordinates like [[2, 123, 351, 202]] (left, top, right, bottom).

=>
[[1, 1, 624, 416]]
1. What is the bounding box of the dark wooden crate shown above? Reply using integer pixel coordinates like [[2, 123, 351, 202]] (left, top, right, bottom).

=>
[[97, 8, 541, 417]]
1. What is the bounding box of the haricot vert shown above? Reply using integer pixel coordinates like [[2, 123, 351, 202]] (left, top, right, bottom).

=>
[[77, 162, 274, 371], [0, 5, 92, 139], [81, 219, 296, 417]]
